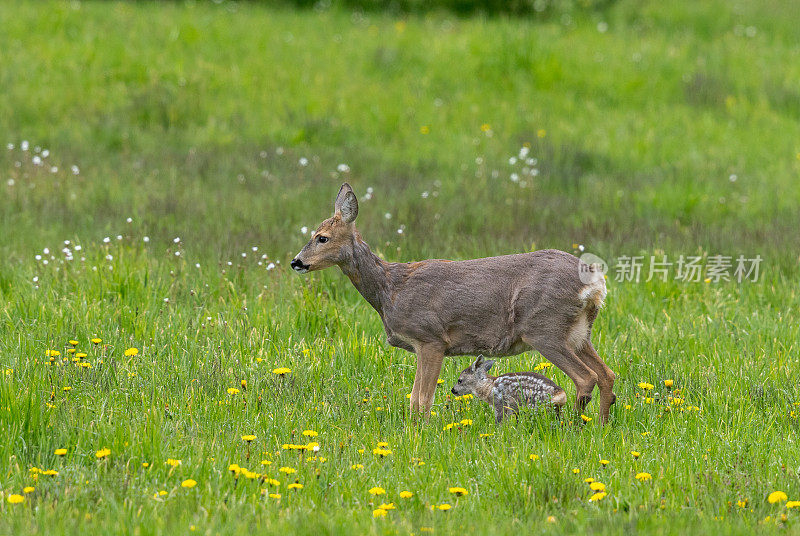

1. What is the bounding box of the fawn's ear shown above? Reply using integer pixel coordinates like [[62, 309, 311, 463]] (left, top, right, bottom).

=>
[[480, 359, 495, 373], [334, 183, 358, 223], [471, 355, 484, 372]]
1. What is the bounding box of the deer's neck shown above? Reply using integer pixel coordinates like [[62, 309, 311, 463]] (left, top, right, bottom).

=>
[[475, 376, 497, 404], [339, 235, 391, 316]]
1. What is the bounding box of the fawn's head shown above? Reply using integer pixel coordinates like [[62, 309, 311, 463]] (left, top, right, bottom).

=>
[[451, 355, 495, 397], [291, 183, 359, 274]]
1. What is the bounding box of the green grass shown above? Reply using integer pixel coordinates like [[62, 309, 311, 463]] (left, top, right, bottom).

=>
[[1, 0, 799, 534]]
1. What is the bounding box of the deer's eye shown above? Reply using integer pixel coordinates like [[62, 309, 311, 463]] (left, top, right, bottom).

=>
[[317, 236, 329, 244], [457, 378, 462, 384]]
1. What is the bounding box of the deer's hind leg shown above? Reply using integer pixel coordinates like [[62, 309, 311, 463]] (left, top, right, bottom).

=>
[[523, 335, 598, 415], [577, 342, 616, 423]]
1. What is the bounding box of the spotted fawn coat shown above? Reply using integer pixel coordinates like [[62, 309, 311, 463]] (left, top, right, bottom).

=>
[[451, 355, 566, 424]]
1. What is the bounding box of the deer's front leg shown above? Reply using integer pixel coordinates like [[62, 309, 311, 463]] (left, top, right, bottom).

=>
[[411, 344, 445, 416], [409, 362, 423, 413]]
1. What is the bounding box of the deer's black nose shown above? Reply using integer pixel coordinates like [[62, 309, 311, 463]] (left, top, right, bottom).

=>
[[291, 258, 310, 272], [451, 388, 457, 395]]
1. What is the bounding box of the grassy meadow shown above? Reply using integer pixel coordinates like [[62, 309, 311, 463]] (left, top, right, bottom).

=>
[[1, 0, 800, 534]]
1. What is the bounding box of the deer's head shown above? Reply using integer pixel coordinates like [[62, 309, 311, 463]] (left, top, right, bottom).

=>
[[451, 355, 495, 397], [291, 183, 359, 274]]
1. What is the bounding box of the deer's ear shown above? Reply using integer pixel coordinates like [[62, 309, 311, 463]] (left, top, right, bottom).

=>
[[471, 355, 484, 372], [480, 359, 495, 372], [334, 183, 358, 223]]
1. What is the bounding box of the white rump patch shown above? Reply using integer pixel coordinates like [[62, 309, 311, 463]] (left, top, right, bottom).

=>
[[579, 276, 607, 309]]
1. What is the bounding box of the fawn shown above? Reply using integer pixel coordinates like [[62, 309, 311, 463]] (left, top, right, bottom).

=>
[[291, 183, 615, 422], [451, 355, 566, 424]]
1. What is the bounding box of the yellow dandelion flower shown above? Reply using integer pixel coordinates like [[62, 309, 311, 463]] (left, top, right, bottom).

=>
[[63, 386, 72, 392], [378, 502, 396, 510], [787, 501, 800, 508], [95, 448, 111, 459], [288, 482, 303, 490], [76, 352, 87, 358], [260, 460, 272, 466], [241, 469, 257, 479], [631, 451, 641, 459], [69, 340, 79, 346], [264, 478, 280, 486], [124, 347, 139, 357], [228, 464, 241, 475], [269, 493, 281, 499], [166, 458, 181, 467], [480, 123, 491, 132], [664, 379, 674, 388], [635, 472, 652, 482], [23, 486, 35, 494], [584, 477, 595, 483], [449, 487, 468, 496], [373, 508, 388, 518], [638, 382, 654, 390], [737, 499, 748, 508], [67, 348, 76, 354], [547, 515, 556, 523], [272, 367, 291, 376], [768, 491, 788, 504], [54, 448, 67, 456], [581, 415, 592, 423], [368, 487, 386, 496], [399, 491, 413, 498], [437, 504, 452, 511], [351, 464, 364, 470], [46, 350, 61, 357], [373, 448, 392, 457], [590, 482, 606, 492], [158, 490, 168, 496], [460, 419, 473, 426], [589, 492, 607, 502], [240, 379, 247, 390], [227, 388, 240, 395], [142, 462, 150, 468], [8, 494, 24, 504], [302, 430, 318, 437], [437, 378, 444, 385], [479, 433, 493, 438], [599, 459, 610, 466], [573, 468, 580, 474], [91, 338, 102, 344], [279, 467, 296, 475], [529, 454, 540, 461], [181, 479, 197, 488], [242, 435, 256, 442], [644, 397, 654, 403], [42, 469, 58, 476]]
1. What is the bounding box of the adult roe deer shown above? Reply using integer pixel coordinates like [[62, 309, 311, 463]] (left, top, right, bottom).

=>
[[291, 183, 616, 422]]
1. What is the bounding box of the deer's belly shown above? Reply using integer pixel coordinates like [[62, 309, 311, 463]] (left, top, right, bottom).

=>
[[444, 336, 531, 357]]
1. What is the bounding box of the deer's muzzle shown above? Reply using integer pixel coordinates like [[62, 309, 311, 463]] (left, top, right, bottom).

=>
[[291, 257, 310, 274]]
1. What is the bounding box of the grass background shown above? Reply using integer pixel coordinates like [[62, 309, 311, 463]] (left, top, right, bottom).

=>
[[1, 0, 799, 534]]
